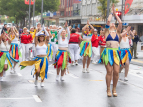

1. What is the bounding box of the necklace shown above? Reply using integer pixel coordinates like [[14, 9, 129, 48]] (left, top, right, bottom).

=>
[[110, 31, 116, 33]]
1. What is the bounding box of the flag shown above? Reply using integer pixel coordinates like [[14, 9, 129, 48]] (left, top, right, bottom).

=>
[[25, 0, 35, 5], [124, 0, 133, 15]]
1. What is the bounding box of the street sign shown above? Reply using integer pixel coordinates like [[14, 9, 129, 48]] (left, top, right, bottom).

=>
[[12, 21, 14, 23]]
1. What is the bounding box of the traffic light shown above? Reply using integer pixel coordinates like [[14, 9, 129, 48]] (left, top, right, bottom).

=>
[[116, 11, 122, 19]]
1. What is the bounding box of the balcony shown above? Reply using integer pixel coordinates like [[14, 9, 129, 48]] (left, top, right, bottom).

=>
[[59, 5, 65, 11]]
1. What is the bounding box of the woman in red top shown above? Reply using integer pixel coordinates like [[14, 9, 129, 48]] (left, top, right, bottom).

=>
[[91, 29, 100, 64], [69, 29, 81, 65], [21, 27, 33, 61]]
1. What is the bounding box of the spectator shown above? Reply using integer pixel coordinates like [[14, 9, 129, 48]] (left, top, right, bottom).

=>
[[131, 30, 139, 59], [1, 24, 7, 34]]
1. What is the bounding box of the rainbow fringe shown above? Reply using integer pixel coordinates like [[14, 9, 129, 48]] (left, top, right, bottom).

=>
[[80, 41, 92, 57], [9, 43, 22, 62], [47, 43, 53, 59], [20, 56, 48, 80], [53, 50, 69, 70], [119, 48, 132, 65], [0, 51, 14, 73], [98, 48, 121, 66]]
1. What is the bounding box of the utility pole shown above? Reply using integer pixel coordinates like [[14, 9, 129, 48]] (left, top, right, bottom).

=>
[[106, 0, 110, 22], [29, 0, 31, 29], [33, 0, 35, 27], [41, 0, 44, 24], [121, 0, 125, 21]]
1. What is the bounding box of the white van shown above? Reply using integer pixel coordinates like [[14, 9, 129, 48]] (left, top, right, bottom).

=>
[[7, 23, 12, 27]]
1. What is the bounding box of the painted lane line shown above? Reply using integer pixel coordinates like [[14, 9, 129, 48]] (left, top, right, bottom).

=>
[[0, 97, 33, 100], [68, 73, 79, 78], [78, 64, 143, 89], [17, 73, 22, 76], [33, 95, 42, 102]]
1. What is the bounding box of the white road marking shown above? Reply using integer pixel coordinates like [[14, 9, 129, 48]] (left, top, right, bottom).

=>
[[17, 73, 22, 76], [0, 97, 33, 100], [33, 95, 42, 102], [68, 73, 79, 78], [0, 95, 42, 102]]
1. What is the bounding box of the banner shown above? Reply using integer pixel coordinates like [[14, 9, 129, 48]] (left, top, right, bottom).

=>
[[124, 0, 133, 15]]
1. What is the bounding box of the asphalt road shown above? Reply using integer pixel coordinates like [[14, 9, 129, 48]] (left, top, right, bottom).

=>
[[0, 59, 143, 107]]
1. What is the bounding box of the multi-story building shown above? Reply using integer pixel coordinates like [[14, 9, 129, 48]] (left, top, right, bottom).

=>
[[81, 0, 143, 36], [43, 0, 81, 26], [59, 0, 81, 27]]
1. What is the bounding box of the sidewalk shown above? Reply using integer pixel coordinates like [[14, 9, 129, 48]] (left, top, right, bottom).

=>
[[131, 52, 143, 66]]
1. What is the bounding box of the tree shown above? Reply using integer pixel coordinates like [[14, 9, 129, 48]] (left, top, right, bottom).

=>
[[98, 0, 119, 21], [0, 0, 60, 27]]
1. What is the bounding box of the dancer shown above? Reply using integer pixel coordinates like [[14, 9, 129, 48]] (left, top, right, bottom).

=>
[[9, 27, 21, 74], [99, 4, 122, 97], [21, 27, 33, 61], [30, 27, 36, 58], [54, 22, 70, 81], [69, 28, 81, 65], [91, 29, 100, 64], [0, 32, 13, 81], [20, 25, 49, 87], [120, 27, 133, 81], [50, 25, 58, 60], [80, 20, 94, 73], [99, 28, 106, 57]]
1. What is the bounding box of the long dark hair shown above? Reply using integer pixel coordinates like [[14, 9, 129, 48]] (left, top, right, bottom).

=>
[[38, 36, 45, 42]]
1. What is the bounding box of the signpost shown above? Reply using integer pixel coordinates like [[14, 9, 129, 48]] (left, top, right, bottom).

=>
[[29, 0, 31, 29]]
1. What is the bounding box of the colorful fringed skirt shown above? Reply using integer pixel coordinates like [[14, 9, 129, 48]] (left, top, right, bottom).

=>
[[47, 43, 53, 58], [54, 50, 70, 70], [80, 41, 92, 57], [0, 51, 14, 73], [20, 56, 48, 80], [9, 43, 22, 62], [119, 48, 132, 64], [98, 48, 120, 66]]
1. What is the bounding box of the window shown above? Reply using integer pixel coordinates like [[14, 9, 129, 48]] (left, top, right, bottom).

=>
[[67, 0, 68, 7], [69, 0, 70, 6]]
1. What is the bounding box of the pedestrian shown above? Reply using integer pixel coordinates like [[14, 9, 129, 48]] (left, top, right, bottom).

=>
[[80, 20, 94, 73], [21, 27, 33, 61], [54, 22, 70, 81], [131, 30, 139, 59], [91, 29, 100, 64], [0, 32, 13, 81], [8, 27, 21, 74], [69, 28, 81, 66], [99, 4, 122, 97], [20, 25, 50, 87], [119, 27, 134, 81]]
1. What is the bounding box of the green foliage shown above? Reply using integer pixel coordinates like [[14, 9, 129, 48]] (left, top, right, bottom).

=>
[[0, 0, 60, 26], [98, 0, 119, 21]]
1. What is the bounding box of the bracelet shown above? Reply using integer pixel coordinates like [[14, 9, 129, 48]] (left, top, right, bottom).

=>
[[105, 25, 110, 29]]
